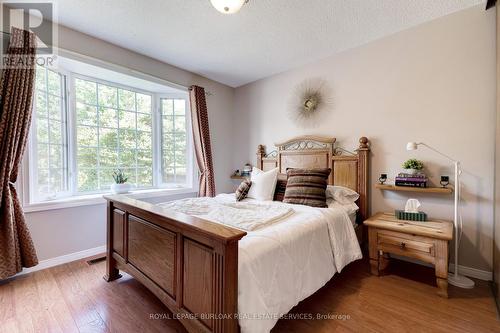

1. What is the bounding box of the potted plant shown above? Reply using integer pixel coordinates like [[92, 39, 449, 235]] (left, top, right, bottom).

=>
[[111, 169, 131, 194], [402, 159, 424, 175]]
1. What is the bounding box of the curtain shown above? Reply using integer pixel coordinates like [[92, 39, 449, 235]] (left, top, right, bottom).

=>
[[0, 28, 39, 279], [189, 85, 216, 197]]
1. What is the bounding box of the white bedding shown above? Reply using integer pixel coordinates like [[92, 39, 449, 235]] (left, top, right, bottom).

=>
[[157, 197, 294, 231], [157, 194, 362, 333]]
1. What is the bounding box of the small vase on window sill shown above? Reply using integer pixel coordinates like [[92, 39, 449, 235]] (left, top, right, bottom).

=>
[[111, 183, 132, 194], [111, 169, 131, 194]]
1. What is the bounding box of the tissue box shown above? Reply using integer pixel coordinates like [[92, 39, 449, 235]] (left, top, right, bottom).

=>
[[395, 210, 427, 222]]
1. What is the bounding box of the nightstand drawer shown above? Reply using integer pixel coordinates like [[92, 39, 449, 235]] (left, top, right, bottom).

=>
[[377, 231, 435, 261]]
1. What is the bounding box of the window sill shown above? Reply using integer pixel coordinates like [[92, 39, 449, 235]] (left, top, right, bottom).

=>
[[23, 187, 197, 213]]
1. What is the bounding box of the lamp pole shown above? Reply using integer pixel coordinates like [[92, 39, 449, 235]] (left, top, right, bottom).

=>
[[453, 161, 459, 280], [407, 142, 474, 288]]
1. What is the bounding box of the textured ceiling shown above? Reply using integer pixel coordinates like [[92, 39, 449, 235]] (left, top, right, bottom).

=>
[[51, 0, 485, 87]]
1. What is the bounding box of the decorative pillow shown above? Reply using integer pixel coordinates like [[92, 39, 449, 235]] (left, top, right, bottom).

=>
[[273, 179, 287, 201], [247, 167, 279, 201], [235, 179, 252, 201], [283, 168, 331, 208], [326, 185, 359, 205]]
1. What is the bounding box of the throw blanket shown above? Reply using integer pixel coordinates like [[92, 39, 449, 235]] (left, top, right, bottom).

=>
[[157, 197, 294, 231]]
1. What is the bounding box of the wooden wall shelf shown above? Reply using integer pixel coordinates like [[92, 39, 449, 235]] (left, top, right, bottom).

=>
[[375, 184, 453, 194]]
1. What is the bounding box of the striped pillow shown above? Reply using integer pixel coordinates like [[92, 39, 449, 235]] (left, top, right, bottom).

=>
[[283, 168, 331, 208], [235, 179, 252, 201]]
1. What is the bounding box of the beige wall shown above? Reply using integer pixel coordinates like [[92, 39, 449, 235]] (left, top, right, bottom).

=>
[[25, 24, 235, 261], [233, 5, 496, 272]]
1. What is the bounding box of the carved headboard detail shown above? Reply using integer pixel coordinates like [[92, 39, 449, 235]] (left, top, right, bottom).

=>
[[256, 136, 370, 223]]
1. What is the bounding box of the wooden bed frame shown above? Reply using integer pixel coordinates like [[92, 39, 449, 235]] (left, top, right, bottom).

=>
[[104, 136, 370, 333]]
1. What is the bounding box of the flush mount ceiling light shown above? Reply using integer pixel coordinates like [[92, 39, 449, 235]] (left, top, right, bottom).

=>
[[210, 0, 249, 14]]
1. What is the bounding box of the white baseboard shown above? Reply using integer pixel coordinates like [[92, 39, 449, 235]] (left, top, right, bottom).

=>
[[449, 263, 492, 281], [16, 245, 106, 277], [391, 255, 492, 281]]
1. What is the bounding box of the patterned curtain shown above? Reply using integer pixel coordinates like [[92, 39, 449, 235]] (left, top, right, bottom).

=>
[[0, 28, 39, 279], [189, 85, 216, 197]]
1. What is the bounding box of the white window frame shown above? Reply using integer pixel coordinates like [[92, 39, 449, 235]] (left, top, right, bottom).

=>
[[28, 66, 72, 202], [69, 73, 161, 194], [21, 63, 197, 210], [157, 93, 196, 190]]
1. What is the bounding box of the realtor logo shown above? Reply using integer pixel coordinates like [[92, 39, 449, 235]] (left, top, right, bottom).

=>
[[0, 1, 56, 67]]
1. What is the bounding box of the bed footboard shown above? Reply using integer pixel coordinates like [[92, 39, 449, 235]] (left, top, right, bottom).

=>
[[104, 195, 247, 333]]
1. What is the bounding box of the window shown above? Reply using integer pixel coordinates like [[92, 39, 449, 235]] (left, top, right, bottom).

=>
[[74, 77, 153, 192], [26, 62, 194, 204], [32, 66, 69, 201], [161, 97, 188, 184]]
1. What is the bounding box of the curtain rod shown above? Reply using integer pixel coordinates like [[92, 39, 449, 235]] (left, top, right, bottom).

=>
[[1, 30, 214, 96]]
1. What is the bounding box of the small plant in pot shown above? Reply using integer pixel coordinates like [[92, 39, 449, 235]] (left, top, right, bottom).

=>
[[111, 169, 131, 194], [402, 159, 424, 175]]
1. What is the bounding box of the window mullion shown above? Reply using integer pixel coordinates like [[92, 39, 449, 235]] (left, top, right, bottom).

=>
[[134, 92, 138, 187], [68, 73, 78, 197], [45, 68, 52, 196], [172, 101, 176, 184], [153, 95, 160, 187], [96, 83, 101, 190], [61, 72, 70, 198]]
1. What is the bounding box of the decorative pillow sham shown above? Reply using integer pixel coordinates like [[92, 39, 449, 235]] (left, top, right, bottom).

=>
[[326, 185, 359, 205], [246, 167, 279, 201], [283, 168, 331, 208], [235, 179, 252, 201]]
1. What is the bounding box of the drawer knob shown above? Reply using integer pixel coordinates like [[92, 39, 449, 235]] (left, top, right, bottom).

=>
[[400, 242, 406, 249]]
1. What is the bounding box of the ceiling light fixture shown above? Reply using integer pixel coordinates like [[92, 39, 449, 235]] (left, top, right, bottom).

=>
[[210, 0, 248, 14]]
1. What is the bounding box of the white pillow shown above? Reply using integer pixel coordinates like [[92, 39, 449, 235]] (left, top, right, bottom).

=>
[[246, 167, 279, 201], [326, 185, 359, 205], [327, 198, 359, 215]]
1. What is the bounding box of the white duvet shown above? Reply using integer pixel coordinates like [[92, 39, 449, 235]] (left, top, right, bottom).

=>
[[157, 197, 294, 231], [157, 194, 362, 333]]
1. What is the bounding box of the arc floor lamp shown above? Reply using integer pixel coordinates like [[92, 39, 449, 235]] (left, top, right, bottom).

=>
[[406, 142, 474, 289]]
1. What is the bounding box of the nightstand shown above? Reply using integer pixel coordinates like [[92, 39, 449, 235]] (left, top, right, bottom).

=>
[[364, 212, 453, 297]]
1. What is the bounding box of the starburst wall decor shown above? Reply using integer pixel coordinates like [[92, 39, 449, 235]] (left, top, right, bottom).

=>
[[287, 78, 333, 128]]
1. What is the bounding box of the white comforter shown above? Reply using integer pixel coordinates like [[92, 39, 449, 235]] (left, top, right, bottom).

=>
[[158, 194, 362, 333], [157, 197, 294, 231]]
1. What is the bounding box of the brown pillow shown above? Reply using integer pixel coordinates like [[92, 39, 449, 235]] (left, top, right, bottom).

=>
[[235, 179, 252, 201], [283, 168, 331, 208]]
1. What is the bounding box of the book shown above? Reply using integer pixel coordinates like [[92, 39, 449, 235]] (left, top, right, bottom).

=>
[[395, 176, 428, 182], [398, 172, 427, 178], [398, 172, 426, 178], [395, 181, 427, 188]]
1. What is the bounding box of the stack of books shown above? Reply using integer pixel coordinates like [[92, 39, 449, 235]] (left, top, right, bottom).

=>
[[395, 173, 427, 188]]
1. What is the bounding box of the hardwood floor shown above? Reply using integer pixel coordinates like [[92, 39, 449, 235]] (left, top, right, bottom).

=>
[[0, 257, 498, 333]]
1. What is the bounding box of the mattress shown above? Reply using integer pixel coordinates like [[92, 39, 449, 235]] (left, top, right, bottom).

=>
[[157, 194, 362, 333]]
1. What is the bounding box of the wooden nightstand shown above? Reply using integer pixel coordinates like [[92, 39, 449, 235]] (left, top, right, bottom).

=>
[[364, 212, 453, 297]]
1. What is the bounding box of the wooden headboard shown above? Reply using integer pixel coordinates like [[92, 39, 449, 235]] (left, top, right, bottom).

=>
[[256, 136, 370, 223]]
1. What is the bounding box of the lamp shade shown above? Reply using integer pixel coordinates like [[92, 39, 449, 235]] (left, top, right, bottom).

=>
[[210, 0, 246, 14], [406, 142, 418, 151]]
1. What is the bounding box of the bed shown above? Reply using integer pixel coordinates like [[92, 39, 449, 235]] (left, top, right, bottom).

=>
[[104, 136, 370, 333]]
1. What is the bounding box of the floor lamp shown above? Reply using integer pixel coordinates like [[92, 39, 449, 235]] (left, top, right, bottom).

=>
[[406, 142, 474, 289]]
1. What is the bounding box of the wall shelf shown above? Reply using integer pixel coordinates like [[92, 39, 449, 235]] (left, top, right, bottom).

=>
[[375, 184, 453, 194]]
